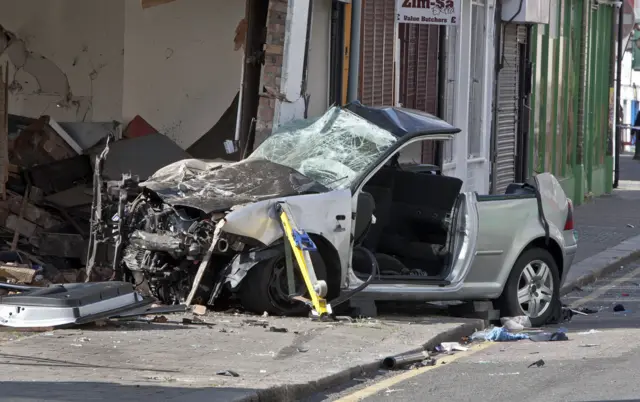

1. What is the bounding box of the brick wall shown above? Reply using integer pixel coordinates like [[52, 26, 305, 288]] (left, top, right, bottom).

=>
[[254, 0, 288, 147]]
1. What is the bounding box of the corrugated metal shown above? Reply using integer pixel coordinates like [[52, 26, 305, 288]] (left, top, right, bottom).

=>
[[494, 24, 527, 194], [398, 24, 441, 164], [359, 0, 395, 106]]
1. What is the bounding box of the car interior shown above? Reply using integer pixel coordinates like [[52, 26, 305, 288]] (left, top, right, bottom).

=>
[[351, 151, 464, 281]]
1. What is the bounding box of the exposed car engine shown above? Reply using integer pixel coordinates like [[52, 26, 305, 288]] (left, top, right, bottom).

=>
[[90, 176, 246, 305], [121, 195, 214, 304]]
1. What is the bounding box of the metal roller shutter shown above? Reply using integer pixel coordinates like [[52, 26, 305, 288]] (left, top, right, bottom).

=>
[[494, 24, 526, 194], [359, 0, 395, 106], [399, 24, 441, 164]]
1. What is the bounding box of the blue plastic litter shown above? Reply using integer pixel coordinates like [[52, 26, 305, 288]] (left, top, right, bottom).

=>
[[471, 326, 530, 342], [292, 229, 317, 251]]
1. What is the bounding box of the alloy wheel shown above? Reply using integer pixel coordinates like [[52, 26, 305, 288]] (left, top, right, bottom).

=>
[[516, 259, 554, 319]]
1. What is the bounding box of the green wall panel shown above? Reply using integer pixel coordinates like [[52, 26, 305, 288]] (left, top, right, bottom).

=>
[[527, 0, 613, 203]]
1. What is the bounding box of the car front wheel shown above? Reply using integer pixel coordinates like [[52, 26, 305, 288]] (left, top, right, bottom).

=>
[[497, 247, 560, 327], [237, 252, 328, 316]]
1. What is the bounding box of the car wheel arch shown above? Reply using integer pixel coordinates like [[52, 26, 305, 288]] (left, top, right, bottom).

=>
[[498, 236, 564, 296], [230, 233, 342, 299]]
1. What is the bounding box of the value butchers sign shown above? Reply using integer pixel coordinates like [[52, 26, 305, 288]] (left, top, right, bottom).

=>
[[397, 0, 460, 26]]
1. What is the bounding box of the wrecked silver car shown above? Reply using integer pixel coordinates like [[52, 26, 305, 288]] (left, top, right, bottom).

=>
[[87, 102, 577, 326]]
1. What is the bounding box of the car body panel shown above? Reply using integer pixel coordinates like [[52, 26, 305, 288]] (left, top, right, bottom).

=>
[[347, 191, 480, 300], [93, 103, 577, 311], [195, 139, 575, 304], [223, 189, 353, 277]]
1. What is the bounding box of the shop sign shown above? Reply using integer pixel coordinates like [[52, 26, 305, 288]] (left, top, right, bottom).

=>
[[397, 0, 460, 26]]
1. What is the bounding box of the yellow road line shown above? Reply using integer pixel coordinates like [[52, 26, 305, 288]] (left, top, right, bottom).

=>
[[570, 265, 640, 308], [334, 342, 494, 402]]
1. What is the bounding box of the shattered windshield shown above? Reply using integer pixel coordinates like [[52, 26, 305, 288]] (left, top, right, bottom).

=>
[[249, 107, 398, 189]]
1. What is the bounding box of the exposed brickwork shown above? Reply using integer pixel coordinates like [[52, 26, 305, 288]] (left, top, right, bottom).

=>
[[254, 0, 288, 148]]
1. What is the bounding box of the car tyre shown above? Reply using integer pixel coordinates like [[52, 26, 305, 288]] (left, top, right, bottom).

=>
[[497, 247, 560, 327], [238, 252, 328, 316]]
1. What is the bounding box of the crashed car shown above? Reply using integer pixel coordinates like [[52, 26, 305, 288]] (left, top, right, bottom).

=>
[[87, 102, 577, 326]]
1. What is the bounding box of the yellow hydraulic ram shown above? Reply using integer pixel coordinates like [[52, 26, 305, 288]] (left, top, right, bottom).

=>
[[276, 202, 331, 317]]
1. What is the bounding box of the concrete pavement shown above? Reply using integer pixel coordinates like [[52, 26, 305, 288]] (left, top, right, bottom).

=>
[[561, 153, 640, 293], [0, 312, 483, 402], [572, 153, 640, 264], [314, 259, 640, 402]]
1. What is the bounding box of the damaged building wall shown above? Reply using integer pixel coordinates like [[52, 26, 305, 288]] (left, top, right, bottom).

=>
[[255, 0, 317, 147], [122, 0, 246, 148], [0, 0, 125, 123], [255, 0, 287, 146]]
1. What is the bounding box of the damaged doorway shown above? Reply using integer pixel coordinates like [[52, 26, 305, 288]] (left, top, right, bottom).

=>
[[187, 0, 268, 161]]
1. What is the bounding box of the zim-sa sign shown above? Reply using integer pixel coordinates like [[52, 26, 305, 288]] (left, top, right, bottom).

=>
[[397, 0, 460, 26], [401, 0, 455, 8]]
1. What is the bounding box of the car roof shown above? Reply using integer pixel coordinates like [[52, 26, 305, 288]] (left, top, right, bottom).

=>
[[344, 101, 461, 138]]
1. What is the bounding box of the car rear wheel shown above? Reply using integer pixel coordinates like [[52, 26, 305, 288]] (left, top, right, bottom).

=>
[[238, 252, 328, 316], [497, 247, 560, 327]]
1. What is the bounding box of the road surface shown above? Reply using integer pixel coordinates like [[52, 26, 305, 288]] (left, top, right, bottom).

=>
[[309, 259, 640, 402]]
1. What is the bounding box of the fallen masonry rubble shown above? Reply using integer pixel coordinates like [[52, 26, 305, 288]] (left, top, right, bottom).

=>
[[0, 113, 189, 291]]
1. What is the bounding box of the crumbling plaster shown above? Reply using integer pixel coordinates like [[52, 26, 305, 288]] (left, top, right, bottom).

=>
[[0, 0, 245, 150], [0, 0, 328, 150], [0, 0, 125, 123], [123, 0, 246, 148]]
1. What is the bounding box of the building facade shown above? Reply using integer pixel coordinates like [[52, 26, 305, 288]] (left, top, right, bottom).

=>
[[0, 0, 333, 161], [522, 0, 622, 204], [342, 0, 498, 194]]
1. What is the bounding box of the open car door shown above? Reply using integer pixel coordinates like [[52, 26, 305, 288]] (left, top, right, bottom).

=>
[[443, 191, 479, 285]]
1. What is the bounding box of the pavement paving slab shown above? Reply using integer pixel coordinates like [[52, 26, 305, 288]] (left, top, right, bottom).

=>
[[560, 154, 640, 293], [572, 154, 640, 265], [0, 312, 483, 402]]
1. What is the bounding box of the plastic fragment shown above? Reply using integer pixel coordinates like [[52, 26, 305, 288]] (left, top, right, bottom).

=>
[[471, 327, 530, 342]]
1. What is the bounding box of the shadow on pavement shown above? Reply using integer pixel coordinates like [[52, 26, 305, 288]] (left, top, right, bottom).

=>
[[0, 381, 256, 402], [0, 353, 179, 373]]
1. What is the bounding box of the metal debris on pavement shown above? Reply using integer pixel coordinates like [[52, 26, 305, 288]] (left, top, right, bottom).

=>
[[575, 307, 598, 314], [528, 359, 545, 368], [382, 350, 432, 370], [528, 329, 569, 342], [243, 319, 269, 328], [216, 370, 240, 377], [182, 317, 208, 325]]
